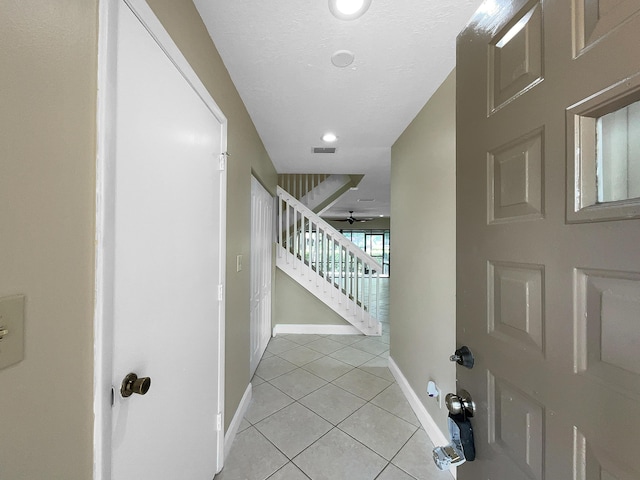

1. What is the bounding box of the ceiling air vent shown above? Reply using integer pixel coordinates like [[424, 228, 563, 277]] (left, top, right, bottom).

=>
[[313, 147, 336, 154]]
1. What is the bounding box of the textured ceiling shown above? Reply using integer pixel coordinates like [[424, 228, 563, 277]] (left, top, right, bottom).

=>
[[193, 0, 482, 219]]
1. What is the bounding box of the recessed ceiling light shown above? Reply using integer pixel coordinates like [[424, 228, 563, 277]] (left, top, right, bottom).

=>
[[336, 0, 364, 15], [329, 0, 372, 20], [322, 133, 338, 142]]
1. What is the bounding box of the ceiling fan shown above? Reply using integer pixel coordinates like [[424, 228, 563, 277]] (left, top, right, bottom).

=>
[[335, 211, 374, 224]]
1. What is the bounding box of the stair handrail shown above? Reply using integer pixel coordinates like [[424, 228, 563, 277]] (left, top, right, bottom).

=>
[[278, 174, 329, 201], [277, 186, 382, 331], [277, 187, 383, 272]]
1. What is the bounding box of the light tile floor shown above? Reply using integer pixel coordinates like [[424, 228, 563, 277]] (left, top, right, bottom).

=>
[[215, 330, 453, 480]]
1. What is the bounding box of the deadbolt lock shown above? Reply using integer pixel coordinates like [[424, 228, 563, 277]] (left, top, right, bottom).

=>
[[450, 345, 474, 369], [120, 372, 151, 398]]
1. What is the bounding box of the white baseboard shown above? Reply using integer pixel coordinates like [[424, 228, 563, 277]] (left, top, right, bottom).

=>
[[223, 383, 252, 461], [388, 357, 457, 479], [272, 324, 362, 336]]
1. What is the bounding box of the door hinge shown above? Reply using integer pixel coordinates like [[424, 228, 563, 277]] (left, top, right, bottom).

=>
[[219, 152, 229, 171], [218, 284, 224, 301], [216, 413, 223, 431]]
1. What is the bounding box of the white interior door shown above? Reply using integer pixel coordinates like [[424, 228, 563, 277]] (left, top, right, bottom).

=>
[[110, 2, 226, 478], [457, 0, 640, 479], [250, 176, 274, 377]]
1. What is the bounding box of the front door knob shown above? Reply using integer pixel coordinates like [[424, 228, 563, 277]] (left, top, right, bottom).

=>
[[120, 372, 151, 398], [445, 389, 475, 417]]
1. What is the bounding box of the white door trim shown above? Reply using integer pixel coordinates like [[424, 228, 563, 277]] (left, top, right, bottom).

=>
[[94, 1, 227, 478]]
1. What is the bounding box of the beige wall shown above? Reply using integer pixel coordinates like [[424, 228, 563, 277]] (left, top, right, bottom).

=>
[[147, 0, 278, 431], [0, 2, 98, 478], [390, 69, 457, 434], [0, 3, 277, 478], [274, 269, 350, 326]]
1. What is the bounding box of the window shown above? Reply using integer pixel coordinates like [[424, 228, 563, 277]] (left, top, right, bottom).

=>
[[340, 229, 390, 276], [567, 74, 640, 222], [596, 99, 640, 203]]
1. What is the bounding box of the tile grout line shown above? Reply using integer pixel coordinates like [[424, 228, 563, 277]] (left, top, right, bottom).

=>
[[254, 372, 418, 477], [249, 426, 303, 479], [244, 385, 296, 425], [248, 372, 406, 477], [333, 402, 419, 462], [265, 371, 328, 404], [248, 379, 420, 461], [382, 428, 425, 480], [367, 383, 422, 427], [264, 461, 313, 480], [286, 421, 397, 480]]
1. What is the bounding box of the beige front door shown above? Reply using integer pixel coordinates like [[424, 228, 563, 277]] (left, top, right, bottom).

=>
[[457, 0, 640, 478]]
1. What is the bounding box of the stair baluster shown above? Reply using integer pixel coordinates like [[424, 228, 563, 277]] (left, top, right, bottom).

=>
[[275, 186, 382, 335]]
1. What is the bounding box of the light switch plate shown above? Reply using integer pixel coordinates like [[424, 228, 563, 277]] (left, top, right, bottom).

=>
[[0, 295, 25, 370], [236, 254, 243, 272]]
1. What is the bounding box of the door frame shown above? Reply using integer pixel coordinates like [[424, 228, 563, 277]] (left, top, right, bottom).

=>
[[93, 1, 228, 478]]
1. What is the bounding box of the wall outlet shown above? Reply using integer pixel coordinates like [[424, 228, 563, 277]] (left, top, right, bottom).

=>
[[427, 380, 443, 408], [427, 381, 437, 397], [0, 295, 25, 370]]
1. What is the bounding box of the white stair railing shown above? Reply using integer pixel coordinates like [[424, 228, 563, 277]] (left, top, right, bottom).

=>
[[278, 174, 329, 201], [276, 186, 382, 335]]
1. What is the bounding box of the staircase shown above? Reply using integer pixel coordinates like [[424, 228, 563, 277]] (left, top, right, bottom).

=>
[[276, 187, 382, 336], [278, 174, 363, 215]]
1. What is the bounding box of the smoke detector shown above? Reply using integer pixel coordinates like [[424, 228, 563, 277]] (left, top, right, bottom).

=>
[[331, 50, 355, 68]]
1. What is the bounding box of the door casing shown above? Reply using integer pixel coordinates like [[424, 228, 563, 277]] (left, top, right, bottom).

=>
[[93, 1, 227, 478]]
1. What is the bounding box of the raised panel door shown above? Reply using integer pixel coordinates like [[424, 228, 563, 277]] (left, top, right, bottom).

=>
[[457, 0, 640, 478]]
